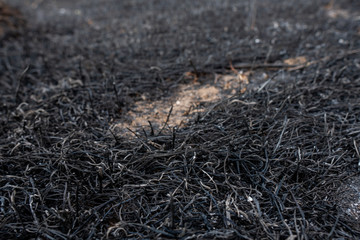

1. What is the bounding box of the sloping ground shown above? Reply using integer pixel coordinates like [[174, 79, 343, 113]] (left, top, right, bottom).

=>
[[1, 0, 360, 239]]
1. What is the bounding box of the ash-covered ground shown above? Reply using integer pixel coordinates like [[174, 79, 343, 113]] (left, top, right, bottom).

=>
[[1, 0, 360, 239]]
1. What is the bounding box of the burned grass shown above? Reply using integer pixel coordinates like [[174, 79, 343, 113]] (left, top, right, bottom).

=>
[[1, 0, 360, 239], [2, 58, 360, 239]]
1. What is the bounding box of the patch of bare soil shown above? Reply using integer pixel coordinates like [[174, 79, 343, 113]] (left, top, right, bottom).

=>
[[1, 0, 360, 239], [113, 71, 252, 137]]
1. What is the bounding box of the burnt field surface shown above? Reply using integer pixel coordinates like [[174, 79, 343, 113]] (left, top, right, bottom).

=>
[[1, 0, 360, 239]]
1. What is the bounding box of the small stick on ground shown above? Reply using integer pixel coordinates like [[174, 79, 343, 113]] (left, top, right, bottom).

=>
[[158, 105, 173, 136]]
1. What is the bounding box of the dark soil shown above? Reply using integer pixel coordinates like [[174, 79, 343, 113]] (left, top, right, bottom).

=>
[[1, 0, 360, 239]]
